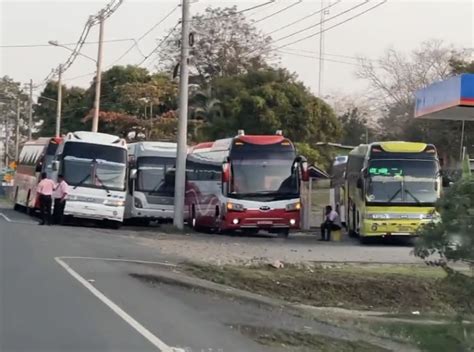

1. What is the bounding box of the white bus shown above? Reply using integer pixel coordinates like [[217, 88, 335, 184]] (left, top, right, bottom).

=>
[[125, 141, 176, 224], [52, 131, 128, 228]]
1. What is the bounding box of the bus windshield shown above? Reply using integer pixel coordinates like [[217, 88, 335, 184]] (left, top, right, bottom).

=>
[[365, 159, 439, 204], [230, 151, 298, 200], [136, 156, 175, 196], [62, 142, 127, 191]]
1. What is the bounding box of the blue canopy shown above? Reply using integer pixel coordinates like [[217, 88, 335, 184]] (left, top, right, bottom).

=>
[[415, 74, 474, 121]]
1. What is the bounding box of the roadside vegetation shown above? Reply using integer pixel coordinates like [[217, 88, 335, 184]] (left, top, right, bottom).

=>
[[183, 262, 470, 315]]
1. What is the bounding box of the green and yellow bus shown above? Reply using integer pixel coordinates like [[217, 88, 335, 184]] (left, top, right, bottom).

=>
[[345, 142, 444, 241]]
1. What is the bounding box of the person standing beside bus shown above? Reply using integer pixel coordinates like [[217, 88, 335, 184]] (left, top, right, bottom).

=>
[[53, 174, 69, 225], [37, 172, 55, 225]]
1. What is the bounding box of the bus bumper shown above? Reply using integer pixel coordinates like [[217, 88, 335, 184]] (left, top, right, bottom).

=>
[[360, 219, 432, 237], [131, 207, 174, 221], [65, 202, 124, 222], [222, 209, 300, 230]]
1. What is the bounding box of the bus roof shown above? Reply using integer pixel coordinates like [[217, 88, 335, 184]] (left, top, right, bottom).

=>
[[128, 141, 177, 158], [64, 131, 126, 148], [375, 141, 431, 153], [190, 133, 291, 154]]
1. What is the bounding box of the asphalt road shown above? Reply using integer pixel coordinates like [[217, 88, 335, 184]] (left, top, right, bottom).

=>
[[0, 204, 304, 352]]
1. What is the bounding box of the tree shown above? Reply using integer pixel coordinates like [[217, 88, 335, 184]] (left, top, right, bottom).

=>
[[200, 68, 342, 145], [156, 6, 275, 83], [35, 82, 87, 137], [339, 107, 375, 146], [358, 40, 473, 165], [415, 178, 474, 316], [0, 76, 31, 162]]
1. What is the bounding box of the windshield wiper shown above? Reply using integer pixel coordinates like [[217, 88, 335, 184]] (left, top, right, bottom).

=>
[[387, 186, 402, 203], [94, 174, 111, 194], [405, 188, 421, 204], [73, 173, 92, 190]]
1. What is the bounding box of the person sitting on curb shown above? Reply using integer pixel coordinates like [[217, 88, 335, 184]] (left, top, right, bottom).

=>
[[319, 205, 342, 241]]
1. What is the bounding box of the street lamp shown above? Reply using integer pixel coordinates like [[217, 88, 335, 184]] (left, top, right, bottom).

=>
[[48, 40, 97, 63]]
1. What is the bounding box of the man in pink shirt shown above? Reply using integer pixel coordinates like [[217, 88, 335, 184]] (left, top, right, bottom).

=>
[[37, 172, 55, 225], [53, 174, 69, 225]]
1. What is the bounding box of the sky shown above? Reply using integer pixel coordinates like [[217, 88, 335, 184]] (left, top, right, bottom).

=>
[[1, 0, 473, 102]]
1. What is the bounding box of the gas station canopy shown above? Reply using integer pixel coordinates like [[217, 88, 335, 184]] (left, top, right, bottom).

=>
[[415, 74, 474, 120]]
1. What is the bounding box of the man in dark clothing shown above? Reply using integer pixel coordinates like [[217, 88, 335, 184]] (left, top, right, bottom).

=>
[[53, 174, 69, 225], [37, 172, 55, 225]]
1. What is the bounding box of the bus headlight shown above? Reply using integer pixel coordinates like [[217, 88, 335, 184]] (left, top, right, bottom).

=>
[[104, 199, 125, 207], [134, 197, 143, 209], [227, 202, 245, 212], [285, 202, 301, 211]]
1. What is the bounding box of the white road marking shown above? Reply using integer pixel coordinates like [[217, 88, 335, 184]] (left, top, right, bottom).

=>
[[55, 257, 184, 352], [0, 212, 12, 222], [58, 256, 177, 267], [0, 211, 38, 225]]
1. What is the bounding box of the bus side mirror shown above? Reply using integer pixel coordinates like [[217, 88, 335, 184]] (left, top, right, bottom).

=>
[[357, 178, 363, 189], [130, 169, 138, 180], [222, 162, 230, 183], [51, 161, 59, 172]]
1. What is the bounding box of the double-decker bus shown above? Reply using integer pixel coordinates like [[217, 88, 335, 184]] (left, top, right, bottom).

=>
[[13, 137, 62, 213], [345, 141, 443, 241], [52, 131, 127, 228], [125, 141, 176, 224], [185, 131, 308, 237]]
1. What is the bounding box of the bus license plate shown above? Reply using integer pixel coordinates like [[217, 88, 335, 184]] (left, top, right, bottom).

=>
[[258, 221, 273, 225], [397, 226, 412, 232]]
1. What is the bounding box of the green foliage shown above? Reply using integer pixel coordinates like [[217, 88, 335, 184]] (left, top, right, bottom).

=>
[[415, 179, 474, 315], [199, 68, 342, 146], [294, 143, 323, 166], [35, 82, 87, 137], [450, 58, 474, 74], [339, 107, 374, 146]]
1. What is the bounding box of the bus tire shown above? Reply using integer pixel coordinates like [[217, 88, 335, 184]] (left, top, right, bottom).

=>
[[107, 220, 122, 230], [13, 188, 21, 211]]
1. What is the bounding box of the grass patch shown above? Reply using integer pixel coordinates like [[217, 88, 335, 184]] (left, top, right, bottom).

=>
[[234, 325, 389, 352], [372, 322, 474, 352], [183, 263, 472, 314]]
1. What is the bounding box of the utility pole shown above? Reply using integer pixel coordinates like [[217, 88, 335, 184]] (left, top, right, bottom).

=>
[[4, 114, 9, 167], [56, 65, 63, 138], [92, 12, 105, 133], [173, 0, 191, 230], [28, 79, 33, 140], [460, 120, 466, 161], [15, 98, 20, 161], [317, 0, 325, 97]]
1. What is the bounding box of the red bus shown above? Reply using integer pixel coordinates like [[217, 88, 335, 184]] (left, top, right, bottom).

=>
[[12, 137, 62, 213], [185, 131, 308, 237]]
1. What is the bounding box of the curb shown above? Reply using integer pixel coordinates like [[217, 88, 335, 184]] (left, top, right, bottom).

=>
[[130, 265, 455, 326]]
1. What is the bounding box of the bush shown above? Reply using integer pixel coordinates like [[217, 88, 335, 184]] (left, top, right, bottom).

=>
[[415, 178, 474, 315]]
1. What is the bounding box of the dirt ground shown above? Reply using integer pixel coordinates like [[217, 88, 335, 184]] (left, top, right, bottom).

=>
[[129, 229, 423, 266]]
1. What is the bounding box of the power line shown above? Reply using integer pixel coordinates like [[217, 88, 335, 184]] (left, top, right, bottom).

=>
[[273, 0, 371, 45], [268, 0, 341, 35], [0, 38, 134, 48], [35, 0, 124, 89], [283, 47, 375, 62], [274, 1, 388, 50], [195, 0, 276, 22], [253, 0, 303, 23], [108, 4, 180, 66], [137, 22, 181, 67], [276, 50, 365, 67]]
